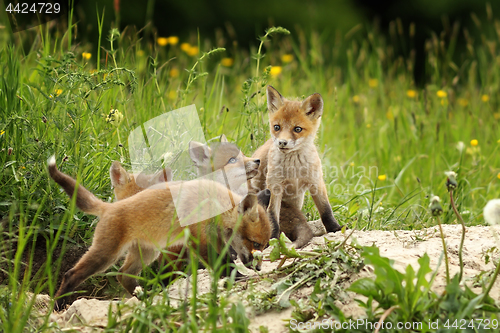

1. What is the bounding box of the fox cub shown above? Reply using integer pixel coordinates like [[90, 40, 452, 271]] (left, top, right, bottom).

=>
[[251, 86, 343, 247], [110, 137, 261, 277], [110, 162, 172, 200], [189, 134, 260, 195], [48, 156, 271, 310]]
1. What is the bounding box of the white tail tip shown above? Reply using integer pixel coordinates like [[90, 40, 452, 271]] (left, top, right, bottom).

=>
[[48, 155, 56, 166], [484, 199, 500, 225]]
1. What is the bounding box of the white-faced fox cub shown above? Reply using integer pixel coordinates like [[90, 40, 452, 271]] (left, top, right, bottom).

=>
[[251, 86, 343, 248], [188, 134, 260, 195], [48, 156, 271, 310]]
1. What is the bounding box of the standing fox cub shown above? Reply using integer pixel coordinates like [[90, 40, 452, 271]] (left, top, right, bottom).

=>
[[48, 156, 271, 310], [251, 86, 343, 247]]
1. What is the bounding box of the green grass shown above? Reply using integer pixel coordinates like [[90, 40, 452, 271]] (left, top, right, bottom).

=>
[[0, 7, 500, 332]]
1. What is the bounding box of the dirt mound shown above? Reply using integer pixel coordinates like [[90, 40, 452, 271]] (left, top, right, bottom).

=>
[[42, 225, 500, 332]]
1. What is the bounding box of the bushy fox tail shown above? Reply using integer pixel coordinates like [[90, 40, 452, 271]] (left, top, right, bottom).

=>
[[48, 155, 106, 216]]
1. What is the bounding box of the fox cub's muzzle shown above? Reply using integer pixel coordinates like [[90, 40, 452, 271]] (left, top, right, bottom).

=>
[[278, 140, 288, 148]]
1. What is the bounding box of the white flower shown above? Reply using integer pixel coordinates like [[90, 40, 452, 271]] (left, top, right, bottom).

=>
[[133, 286, 144, 298], [484, 199, 500, 225], [444, 171, 457, 179], [430, 195, 441, 204]]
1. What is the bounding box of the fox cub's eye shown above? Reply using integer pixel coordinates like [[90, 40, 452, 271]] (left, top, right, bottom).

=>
[[253, 242, 261, 249], [274, 125, 281, 131], [228, 157, 237, 164], [294, 127, 302, 133]]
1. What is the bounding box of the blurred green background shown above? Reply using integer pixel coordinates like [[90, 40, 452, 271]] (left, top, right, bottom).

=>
[[69, 0, 500, 84], [3, 0, 497, 84]]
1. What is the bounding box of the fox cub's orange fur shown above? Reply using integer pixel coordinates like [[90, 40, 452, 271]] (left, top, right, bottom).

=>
[[48, 156, 271, 310], [110, 137, 261, 277], [110, 162, 172, 200], [251, 86, 342, 247]]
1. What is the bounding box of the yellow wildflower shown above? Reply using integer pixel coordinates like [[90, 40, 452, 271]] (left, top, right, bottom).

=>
[[458, 98, 468, 107], [168, 90, 177, 100], [157, 37, 168, 46], [386, 109, 394, 121], [352, 95, 360, 103], [436, 90, 447, 98], [270, 66, 282, 77], [497, 172, 500, 180], [406, 90, 417, 98], [137, 50, 145, 57], [366, 123, 371, 128], [55, 89, 63, 96], [180, 43, 191, 52], [167, 36, 179, 45], [169, 68, 180, 78], [221, 58, 234, 67], [82, 52, 92, 60], [0, 130, 4, 135], [187, 46, 199, 56], [368, 78, 378, 88], [349, 162, 355, 167], [481, 94, 489, 102], [281, 54, 294, 63], [378, 174, 387, 181], [470, 139, 478, 147]]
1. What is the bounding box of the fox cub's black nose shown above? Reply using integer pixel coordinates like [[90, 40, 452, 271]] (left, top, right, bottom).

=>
[[278, 140, 288, 147], [254, 159, 260, 165]]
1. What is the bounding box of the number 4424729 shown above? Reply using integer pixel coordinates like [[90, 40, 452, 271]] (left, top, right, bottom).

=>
[[443, 319, 498, 330], [5, 3, 61, 14]]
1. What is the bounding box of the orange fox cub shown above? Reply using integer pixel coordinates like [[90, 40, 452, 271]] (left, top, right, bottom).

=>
[[48, 156, 271, 310], [110, 136, 261, 278], [251, 86, 343, 247]]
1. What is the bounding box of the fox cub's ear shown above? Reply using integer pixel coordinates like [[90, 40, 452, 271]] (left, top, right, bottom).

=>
[[189, 141, 212, 167], [267, 85, 285, 114], [301, 93, 323, 119], [220, 134, 228, 143], [238, 193, 259, 220], [110, 161, 131, 187]]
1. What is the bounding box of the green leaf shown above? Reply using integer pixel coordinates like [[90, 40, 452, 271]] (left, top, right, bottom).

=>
[[268, 238, 281, 262], [348, 278, 379, 298]]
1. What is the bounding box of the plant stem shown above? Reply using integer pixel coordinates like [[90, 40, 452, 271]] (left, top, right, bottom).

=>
[[436, 216, 450, 284], [481, 253, 500, 303], [450, 190, 466, 282]]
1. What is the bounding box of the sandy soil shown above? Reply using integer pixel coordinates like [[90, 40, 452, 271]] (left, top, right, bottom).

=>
[[40, 224, 500, 332]]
